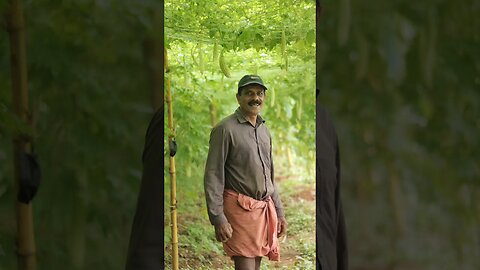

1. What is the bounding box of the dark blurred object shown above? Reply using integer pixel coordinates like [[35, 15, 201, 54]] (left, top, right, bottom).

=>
[[125, 109, 164, 270], [169, 139, 177, 157], [18, 151, 41, 204], [316, 97, 348, 270]]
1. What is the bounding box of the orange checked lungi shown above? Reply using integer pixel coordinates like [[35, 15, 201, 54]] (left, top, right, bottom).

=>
[[222, 189, 280, 261]]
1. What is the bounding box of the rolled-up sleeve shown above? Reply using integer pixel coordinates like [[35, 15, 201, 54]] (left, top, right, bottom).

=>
[[204, 126, 229, 226]]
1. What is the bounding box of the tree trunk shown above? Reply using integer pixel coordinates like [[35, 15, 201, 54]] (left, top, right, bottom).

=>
[[388, 162, 406, 238], [287, 147, 294, 169], [209, 101, 217, 127], [356, 166, 372, 240], [69, 171, 87, 270], [69, 200, 86, 270], [6, 0, 37, 269]]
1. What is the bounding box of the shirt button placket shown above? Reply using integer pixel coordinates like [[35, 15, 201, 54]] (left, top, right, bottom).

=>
[[255, 126, 268, 195]]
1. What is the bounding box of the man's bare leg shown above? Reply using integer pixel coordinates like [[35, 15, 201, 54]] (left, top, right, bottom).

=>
[[233, 256, 256, 270]]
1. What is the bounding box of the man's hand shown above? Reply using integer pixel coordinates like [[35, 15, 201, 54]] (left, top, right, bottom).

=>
[[277, 216, 288, 237], [214, 222, 233, 242]]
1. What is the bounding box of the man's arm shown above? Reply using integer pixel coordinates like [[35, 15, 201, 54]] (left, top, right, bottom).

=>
[[204, 125, 234, 242], [204, 125, 229, 226], [271, 181, 287, 237], [269, 137, 287, 237], [270, 176, 285, 218]]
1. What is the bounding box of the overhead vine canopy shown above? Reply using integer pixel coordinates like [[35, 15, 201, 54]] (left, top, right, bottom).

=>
[[162, 0, 316, 174], [165, 0, 316, 50]]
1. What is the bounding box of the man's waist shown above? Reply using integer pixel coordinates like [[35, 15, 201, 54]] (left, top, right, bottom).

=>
[[224, 188, 272, 202], [224, 181, 272, 201]]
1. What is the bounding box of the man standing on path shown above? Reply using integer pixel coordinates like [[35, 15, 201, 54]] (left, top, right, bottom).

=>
[[316, 89, 348, 270], [204, 75, 288, 270]]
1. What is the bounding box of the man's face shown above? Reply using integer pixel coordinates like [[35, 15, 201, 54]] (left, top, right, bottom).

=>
[[236, 84, 266, 117]]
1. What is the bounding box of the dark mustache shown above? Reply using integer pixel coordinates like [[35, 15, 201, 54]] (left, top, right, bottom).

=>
[[248, 100, 262, 106]]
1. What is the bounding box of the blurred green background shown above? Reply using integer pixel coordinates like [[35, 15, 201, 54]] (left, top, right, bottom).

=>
[[1, 1, 161, 269], [318, 0, 480, 269]]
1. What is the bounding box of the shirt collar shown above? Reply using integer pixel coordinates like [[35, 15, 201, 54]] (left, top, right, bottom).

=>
[[235, 107, 266, 125]]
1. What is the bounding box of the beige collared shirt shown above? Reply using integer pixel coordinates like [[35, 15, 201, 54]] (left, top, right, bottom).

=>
[[204, 108, 285, 225]]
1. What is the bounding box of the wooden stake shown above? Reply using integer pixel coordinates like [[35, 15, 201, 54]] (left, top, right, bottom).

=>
[[6, 0, 37, 269], [165, 48, 179, 270]]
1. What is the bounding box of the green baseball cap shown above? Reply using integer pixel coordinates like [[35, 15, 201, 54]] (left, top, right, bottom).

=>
[[237, 74, 267, 90]]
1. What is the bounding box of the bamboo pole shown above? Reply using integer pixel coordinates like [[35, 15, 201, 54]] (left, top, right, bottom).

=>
[[6, 0, 37, 269], [165, 48, 179, 270]]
